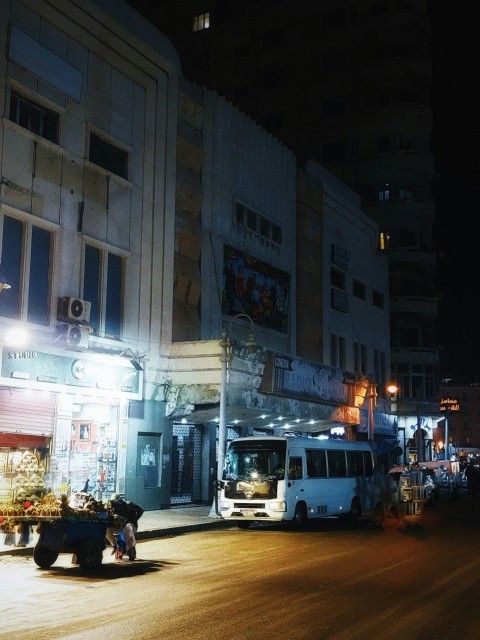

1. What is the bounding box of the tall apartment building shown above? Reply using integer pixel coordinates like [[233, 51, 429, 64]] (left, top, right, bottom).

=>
[[131, 0, 440, 432]]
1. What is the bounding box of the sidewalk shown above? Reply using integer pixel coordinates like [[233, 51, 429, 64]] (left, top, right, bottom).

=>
[[0, 503, 230, 557]]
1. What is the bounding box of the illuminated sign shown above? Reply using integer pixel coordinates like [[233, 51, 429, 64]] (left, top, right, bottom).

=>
[[440, 397, 460, 412]]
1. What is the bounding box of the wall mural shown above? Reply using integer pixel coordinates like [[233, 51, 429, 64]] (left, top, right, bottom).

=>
[[222, 245, 290, 333]]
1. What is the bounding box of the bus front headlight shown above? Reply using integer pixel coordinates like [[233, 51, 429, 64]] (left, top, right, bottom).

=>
[[269, 501, 286, 512]]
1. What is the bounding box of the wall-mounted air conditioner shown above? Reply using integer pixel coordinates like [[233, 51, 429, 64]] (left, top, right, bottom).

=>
[[65, 325, 89, 349], [58, 297, 91, 323]]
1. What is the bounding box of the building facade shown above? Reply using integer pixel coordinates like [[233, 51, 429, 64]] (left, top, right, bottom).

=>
[[132, 0, 440, 453], [0, 0, 397, 513], [0, 0, 180, 509]]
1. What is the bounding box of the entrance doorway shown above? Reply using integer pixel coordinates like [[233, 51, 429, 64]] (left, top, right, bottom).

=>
[[170, 424, 202, 504]]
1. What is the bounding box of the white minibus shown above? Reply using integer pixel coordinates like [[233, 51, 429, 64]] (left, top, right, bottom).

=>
[[219, 436, 386, 528]]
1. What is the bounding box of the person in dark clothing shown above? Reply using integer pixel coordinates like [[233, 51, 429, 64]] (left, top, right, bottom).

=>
[[465, 462, 478, 496], [109, 494, 144, 560]]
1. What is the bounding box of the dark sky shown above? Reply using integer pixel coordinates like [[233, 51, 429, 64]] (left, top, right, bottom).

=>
[[430, 4, 479, 379]]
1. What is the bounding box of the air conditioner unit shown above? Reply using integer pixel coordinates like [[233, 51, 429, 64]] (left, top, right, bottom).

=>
[[65, 325, 89, 349], [59, 297, 91, 323]]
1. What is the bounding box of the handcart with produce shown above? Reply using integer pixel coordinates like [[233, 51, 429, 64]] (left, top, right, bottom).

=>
[[0, 492, 125, 570]]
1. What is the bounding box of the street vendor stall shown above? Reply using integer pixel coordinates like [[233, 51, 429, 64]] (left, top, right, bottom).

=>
[[0, 493, 124, 570], [388, 466, 431, 523]]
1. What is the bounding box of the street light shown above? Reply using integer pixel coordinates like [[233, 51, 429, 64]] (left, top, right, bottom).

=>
[[0, 262, 11, 292], [213, 313, 256, 516], [217, 313, 256, 480]]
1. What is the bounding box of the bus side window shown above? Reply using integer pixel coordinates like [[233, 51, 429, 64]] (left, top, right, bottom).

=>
[[288, 457, 302, 479]]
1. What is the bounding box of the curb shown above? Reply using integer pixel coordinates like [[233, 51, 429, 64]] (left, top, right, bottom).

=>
[[0, 519, 231, 557]]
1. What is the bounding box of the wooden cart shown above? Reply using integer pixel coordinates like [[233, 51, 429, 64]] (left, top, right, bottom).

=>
[[14, 515, 122, 570]]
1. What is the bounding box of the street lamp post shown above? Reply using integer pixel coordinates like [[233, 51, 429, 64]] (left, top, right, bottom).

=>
[[416, 386, 424, 463], [213, 313, 256, 516], [367, 378, 376, 441]]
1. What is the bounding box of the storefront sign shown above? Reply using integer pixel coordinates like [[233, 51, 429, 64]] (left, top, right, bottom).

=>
[[0, 348, 142, 399], [440, 397, 460, 412], [260, 351, 349, 404]]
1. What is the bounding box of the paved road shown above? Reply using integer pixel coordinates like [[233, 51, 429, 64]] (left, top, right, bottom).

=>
[[2, 501, 480, 640]]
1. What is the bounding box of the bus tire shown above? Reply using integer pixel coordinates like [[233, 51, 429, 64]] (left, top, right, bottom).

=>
[[291, 502, 308, 529], [347, 497, 362, 523]]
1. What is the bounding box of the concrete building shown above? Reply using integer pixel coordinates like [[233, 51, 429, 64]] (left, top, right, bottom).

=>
[[0, 0, 394, 512], [0, 0, 180, 509]]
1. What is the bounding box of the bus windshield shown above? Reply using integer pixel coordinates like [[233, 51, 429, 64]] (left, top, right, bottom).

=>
[[222, 440, 287, 499]]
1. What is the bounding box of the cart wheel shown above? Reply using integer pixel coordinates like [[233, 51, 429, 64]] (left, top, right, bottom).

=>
[[77, 538, 102, 570], [33, 544, 59, 569]]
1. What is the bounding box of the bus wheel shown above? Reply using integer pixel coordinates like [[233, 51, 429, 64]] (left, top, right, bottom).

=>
[[291, 502, 308, 529], [347, 497, 362, 523]]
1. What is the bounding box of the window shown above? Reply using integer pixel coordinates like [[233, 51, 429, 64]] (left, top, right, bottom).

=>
[[331, 334, 346, 369], [0, 214, 52, 325], [327, 450, 346, 477], [193, 12, 210, 31], [347, 451, 365, 476], [9, 91, 59, 143], [353, 342, 367, 375], [89, 132, 128, 180], [398, 136, 411, 150], [379, 188, 390, 202], [372, 290, 385, 309], [353, 279, 366, 300], [374, 350, 387, 394], [331, 267, 346, 290], [235, 202, 283, 248], [306, 450, 327, 477], [83, 243, 124, 338]]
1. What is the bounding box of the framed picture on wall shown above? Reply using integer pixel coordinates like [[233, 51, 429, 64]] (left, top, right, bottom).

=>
[[79, 423, 91, 441]]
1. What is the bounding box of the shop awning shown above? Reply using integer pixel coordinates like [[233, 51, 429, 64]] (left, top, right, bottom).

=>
[[0, 433, 50, 449]]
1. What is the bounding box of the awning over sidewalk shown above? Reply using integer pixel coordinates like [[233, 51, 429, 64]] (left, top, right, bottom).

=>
[[389, 461, 453, 475]]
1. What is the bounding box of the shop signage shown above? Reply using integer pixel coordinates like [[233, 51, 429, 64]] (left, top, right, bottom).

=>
[[0, 348, 142, 399], [260, 351, 349, 404], [440, 397, 460, 412]]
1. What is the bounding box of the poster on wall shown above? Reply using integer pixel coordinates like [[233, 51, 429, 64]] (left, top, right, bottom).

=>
[[222, 245, 290, 333], [137, 433, 160, 489]]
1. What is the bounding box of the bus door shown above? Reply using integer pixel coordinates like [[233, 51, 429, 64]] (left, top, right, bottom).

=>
[[286, 448, 306, 514]]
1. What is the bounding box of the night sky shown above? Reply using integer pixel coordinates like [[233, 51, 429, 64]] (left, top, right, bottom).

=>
[[430, 4, 479, 379]]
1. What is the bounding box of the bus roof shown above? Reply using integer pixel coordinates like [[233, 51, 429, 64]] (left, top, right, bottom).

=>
[[228, 436, 374, 451]]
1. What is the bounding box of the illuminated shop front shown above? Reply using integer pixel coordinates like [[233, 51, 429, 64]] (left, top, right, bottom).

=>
[[0, 346, 142, 506]]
